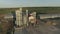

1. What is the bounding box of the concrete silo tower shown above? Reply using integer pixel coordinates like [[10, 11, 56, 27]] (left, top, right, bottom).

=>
[[15, 8, 23, 27]]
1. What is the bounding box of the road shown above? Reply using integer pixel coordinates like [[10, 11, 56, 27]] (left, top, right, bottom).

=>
[[14, 24, 60, 34]]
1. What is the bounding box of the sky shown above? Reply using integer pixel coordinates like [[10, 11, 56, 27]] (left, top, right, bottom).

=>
[[0, 0, 60, 8]]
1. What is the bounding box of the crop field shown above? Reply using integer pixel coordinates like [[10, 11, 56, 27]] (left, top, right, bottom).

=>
[[0, 7, 60, 14]]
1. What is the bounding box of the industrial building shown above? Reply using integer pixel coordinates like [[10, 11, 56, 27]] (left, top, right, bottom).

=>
[[39, 14, 60, 19]]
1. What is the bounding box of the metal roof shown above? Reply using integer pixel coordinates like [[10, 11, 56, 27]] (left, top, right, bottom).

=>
[[39, 14, 60, 19]]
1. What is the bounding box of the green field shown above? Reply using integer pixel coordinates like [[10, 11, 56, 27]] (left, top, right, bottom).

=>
[[0, 7, 60, 14]]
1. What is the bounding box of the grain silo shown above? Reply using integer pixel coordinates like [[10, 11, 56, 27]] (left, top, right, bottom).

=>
[[15, 8, 23, 27]]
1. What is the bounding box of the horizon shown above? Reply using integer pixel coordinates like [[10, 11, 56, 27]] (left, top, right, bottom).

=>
[[0, 0, 60, 8]]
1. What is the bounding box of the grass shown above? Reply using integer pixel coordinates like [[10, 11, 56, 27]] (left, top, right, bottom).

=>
[[0, 7, 60, 14]]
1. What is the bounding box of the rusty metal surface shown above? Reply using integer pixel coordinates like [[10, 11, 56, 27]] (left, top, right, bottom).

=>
[[0, 17, 14, 34]]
